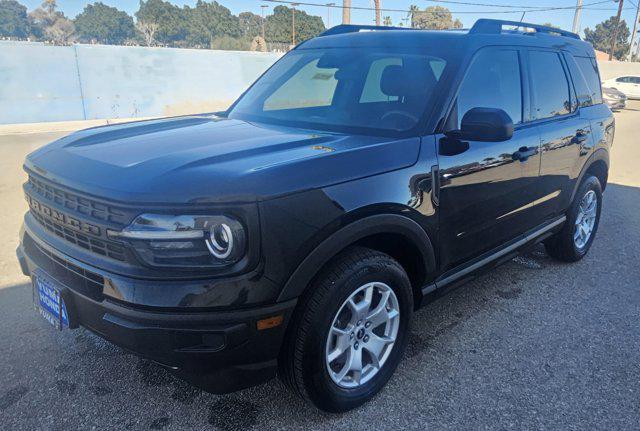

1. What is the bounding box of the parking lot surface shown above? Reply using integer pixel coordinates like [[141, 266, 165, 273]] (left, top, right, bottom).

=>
[[1, 103, 639, 430]]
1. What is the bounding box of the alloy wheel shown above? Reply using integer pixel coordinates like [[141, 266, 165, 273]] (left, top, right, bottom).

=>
[[574, 190, 598, 249], [324, 282, 400, 388]]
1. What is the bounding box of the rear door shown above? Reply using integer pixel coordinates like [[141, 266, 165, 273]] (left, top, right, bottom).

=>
[[529, 49, 594, 216], [436, 47, 542, 271]]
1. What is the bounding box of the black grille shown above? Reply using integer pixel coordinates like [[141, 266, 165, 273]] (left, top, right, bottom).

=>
[[30, 210, 126, 261], [24, 233, 104, 301], [25, 171, 131, 262], [27, 173, 128, 225]]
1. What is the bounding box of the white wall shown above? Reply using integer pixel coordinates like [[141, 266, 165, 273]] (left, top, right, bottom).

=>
[[597, 60, 640, 80], [0, 41, 281, 125]]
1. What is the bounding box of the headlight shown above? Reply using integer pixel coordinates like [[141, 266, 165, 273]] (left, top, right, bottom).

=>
[[108, 214, 246, 268]]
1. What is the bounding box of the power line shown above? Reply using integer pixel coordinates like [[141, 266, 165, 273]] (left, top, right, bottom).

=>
[[422, 0, 609, 9], [261, 0, 622, 15]]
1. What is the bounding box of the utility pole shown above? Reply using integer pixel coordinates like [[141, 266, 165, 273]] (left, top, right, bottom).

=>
[[628, 0, 640, 61], [374, 0, 381, 26], [292, 3, 299, 46], [260, 4, 269, 41], [342, 0, 351, 24], [572, 0, 583, 34], [326, 3, 335, 28], [609, 0, 624, 61]]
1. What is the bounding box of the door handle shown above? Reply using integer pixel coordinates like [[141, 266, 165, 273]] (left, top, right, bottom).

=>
[[512, 146, 538, 162]]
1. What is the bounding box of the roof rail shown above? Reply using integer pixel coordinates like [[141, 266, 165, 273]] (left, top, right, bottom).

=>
[[320, 24, 413, 37], [470, 19, 580, 40]]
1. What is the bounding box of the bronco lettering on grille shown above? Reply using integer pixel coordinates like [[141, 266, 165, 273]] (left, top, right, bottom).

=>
[[26, 194, 102, 236]]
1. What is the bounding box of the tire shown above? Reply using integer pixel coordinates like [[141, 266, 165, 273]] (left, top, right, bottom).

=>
[[278, 246, 413, 412], [544, 175, 602, 262]]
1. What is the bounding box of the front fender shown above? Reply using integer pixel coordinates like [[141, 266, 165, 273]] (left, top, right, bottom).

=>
[[277, 213, 436, 302]]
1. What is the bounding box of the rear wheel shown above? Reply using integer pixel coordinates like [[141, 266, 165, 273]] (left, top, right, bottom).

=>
[[278, 247, 413, 412], [545, 175, 602, 262]]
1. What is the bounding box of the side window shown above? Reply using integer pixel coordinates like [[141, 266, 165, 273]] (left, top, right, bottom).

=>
[[453, 49, 522, 128], [529, 51, 571, 120], [574, 56, 603, 105], [565, 54, 593, 108], [616, 77, 629, 83], [263, 59, 338, 111]]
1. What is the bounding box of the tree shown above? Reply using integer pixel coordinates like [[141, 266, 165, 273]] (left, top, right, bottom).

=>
[[265, 5, 325, 45], [74, 2, 135, 45], [342, 0, 350, 24], [136, 20, 158, 46], [584, 16, 630, 60], [29, 0, 75, 44], [135, 0, 188, 46], [0, 0, 30, 38], [185, 1, 240, 48], [373, 0, 380, 26], [210, 35, 248, 51], [408, 4, 419, 27], [250, 35, 266, 52], [411, 6, 462, 30], [383, 16, 392, 26], [239, 11, 262, 38]]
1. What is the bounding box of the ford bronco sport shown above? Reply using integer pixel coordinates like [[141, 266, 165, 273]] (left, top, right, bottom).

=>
[[17, 20, 613, 412]]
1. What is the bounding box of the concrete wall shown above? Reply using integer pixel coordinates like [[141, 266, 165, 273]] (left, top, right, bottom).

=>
[[0, 41, 281, 125], [597, 60, 640, 80], [1, 40, 640, 125]]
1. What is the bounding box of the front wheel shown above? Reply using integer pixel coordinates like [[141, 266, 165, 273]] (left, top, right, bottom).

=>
[[545, 175, 603, 262], [278, 247, 413, 412]]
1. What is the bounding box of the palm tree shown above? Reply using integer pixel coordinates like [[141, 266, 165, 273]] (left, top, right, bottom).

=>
[[342, 0, 351, 24], [408, 4, 419, 28]]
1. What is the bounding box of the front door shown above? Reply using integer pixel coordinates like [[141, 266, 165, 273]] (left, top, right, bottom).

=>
[[437, 47, 542, 272]]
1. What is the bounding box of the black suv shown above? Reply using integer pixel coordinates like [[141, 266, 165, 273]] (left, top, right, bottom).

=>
[[17, 20, 613, 412]]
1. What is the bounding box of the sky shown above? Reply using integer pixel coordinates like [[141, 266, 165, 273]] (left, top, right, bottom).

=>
[[18, 0, 640, 38]]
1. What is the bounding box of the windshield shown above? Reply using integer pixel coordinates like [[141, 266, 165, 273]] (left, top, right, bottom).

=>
[[228, 47, 450, 136]]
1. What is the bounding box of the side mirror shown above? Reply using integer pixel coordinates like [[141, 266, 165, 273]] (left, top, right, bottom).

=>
[[446, 107, 514, 142]]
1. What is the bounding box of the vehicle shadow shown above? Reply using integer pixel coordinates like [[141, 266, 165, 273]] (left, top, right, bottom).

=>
[[0, 182, 637, 428]]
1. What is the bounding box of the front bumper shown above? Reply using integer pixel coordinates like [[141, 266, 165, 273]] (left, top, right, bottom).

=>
[[604, 98, 626, 110], [17, 225, 296, 394]]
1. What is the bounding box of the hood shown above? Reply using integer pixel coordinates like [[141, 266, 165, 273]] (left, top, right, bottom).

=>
[[25, 115, 421, 204]]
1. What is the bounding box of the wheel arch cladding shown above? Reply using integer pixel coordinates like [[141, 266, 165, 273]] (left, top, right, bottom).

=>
[[573, 149, 609, 202], [585, 159, 608, 191], [277, 214, 436, 305]]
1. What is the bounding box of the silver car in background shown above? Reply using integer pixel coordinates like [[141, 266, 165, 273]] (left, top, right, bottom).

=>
[[602, 87, 626, 111]]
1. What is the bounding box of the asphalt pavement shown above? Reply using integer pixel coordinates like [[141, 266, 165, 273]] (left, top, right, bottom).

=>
[[1, 103, 639, 430]]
